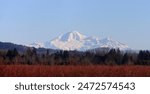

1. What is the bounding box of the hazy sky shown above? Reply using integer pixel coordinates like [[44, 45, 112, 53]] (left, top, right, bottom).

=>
[[0, 0, 150, 50]]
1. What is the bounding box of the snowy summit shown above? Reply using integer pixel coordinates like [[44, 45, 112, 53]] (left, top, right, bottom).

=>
[[57, 31, 86, 42], [28, 31, 129, 51]]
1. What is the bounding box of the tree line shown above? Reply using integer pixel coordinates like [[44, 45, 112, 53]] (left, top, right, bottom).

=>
[[0, 48, 150, 65]]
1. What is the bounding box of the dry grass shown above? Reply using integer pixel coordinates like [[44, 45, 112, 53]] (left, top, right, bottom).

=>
[[0, 65, 150, 77]]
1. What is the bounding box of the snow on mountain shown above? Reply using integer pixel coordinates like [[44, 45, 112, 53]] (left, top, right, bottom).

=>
[[27, 43, 44, 48], [49, 31, 86, 50], [57, 31, 86, 42], [99, 37, 129, 50], [28, 31, 129, 51]]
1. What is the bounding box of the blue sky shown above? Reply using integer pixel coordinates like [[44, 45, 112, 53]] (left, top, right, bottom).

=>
[[0, 0, 150, 50]]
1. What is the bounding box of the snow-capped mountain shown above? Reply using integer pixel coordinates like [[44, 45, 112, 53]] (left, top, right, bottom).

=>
[[99, 37, 129, 50], [28, 31, 129, 51], [49, 31, 86, 50], [57, 31, 86, 42]]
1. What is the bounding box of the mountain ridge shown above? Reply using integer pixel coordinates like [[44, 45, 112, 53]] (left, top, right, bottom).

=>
[[28, 31, 129, 51]]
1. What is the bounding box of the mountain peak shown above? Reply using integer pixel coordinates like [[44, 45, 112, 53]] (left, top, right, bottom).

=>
[[100, 37, 129, 50], [58, 31, 86, 42]]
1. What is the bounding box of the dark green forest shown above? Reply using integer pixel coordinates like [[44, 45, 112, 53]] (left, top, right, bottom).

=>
[[0, 48, 150, 65]]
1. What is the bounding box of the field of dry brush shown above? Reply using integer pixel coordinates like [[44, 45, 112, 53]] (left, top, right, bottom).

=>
[[0, 65, 150, 77]]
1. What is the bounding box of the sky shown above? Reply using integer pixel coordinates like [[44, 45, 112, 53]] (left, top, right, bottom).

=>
[[0, 0, 150, 50]]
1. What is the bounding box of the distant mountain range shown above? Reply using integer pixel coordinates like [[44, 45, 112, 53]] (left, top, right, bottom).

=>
[[28, 31, 129, 51]]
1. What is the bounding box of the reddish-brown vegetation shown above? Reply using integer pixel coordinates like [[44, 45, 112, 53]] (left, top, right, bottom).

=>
[[0, 65, 150, 77]]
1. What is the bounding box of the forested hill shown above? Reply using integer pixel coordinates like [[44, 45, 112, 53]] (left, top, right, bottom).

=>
[[0, 41, 56, 54], [0, 41, 27, 52]]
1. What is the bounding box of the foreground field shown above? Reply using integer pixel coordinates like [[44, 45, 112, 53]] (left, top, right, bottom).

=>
[[0, 65, 150, 77]]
